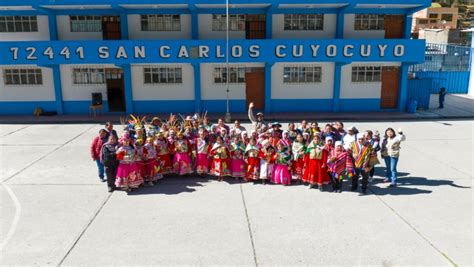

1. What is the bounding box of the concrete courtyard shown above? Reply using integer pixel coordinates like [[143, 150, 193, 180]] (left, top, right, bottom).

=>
[[0, 120, 472, 266]]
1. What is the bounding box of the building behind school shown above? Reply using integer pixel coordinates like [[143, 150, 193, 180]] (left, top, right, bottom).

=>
[[0, 0, 431, 115]]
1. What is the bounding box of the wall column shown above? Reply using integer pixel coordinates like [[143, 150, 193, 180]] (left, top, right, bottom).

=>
[[52, 65, 64, 115], [264, 62, 273, 113], [122, 64, 134, 113], [265, 13, 272, 39], [332, 63, 343, 112], [120, 13, 129, 39], [191, 12, 199, 39], [193, 63, 201, 112], [336, 11, 344, 38], [468, 30, 474, 97], [398, 63, 409, 111]]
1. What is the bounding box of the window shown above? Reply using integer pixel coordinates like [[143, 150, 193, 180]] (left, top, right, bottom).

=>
[[429, 19, 438, 24], [351, 66, 382, 83], [354, 14, 384, 30], [214, 67, 246, 83], [72, 68, 105, 85], [70, 16, 102, 32], [441, 14, 453, 22], [212, 15, 246, 31], [143, 67, 182, 84], [418, 19, 428, 24], [0, 16, 38, 32], [283, 66, 322, 83], [141, 15, 181, 31], [284, 14, 324, 31], [429, 13, 439, 19], [3, 68, 43, 85]]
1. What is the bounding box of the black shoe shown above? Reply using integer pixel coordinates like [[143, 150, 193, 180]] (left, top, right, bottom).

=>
[[108, 187, 114, 192], [350, 187, 357, 192], [100, 177, 106, 182]]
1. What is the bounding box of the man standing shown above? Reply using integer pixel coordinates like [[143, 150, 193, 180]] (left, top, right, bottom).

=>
[[248, 102, 267, 132], [101, 135, 119, 192], [348, 132, 373, 195]]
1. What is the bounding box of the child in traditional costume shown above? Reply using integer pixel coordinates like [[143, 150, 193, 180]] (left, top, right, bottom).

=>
[[144, 137, 162, 185], [271, 141, 292, 185], [230, 136, 246, 180], [291, 134, 306, 183], [303, 134, 330, 190], [327, 141, 354, 193], [115, 137, 143, 191], [173, 131, 193, 176], [154, 131, 173, 175], [195, 129, 210, 177], [258, 140, 274, 183], [244, 138, 260, 181], [209, 136, 232, 181], [348, 133, 373, 194]]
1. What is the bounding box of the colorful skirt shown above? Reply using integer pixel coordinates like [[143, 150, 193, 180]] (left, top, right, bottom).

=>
[[196, 153, 209, 175], [246, 157, 260, 180], [144, 159, 162, 182], [115, 162, 144, 189], [292, 158, 305, 180], [173, 152, 193, 176], [271, 163, 292, 185], [259, 160, 274, 180], [210, 158, 231, 177], [157, 154, 173, 174], [231, 158, 246, 178], [303, 158, 330, 185]]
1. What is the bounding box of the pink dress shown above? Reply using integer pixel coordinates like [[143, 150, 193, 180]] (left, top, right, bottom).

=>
[[144, 143, 162, 181], [115, 146, 144, 189], [173, 139, 193, 175], [271, 151, 292, 185], [230, 142, 245, 178], [195, 138, 210, 175]]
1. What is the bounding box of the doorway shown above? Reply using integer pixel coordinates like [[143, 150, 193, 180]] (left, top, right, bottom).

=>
[[245, 68, 265, 110], [246, 15, 266, 39], [102, 16, 121, 40], [380, 66, 400, 109], [105, 68, 125, 112], [384, 15, 404, 39]]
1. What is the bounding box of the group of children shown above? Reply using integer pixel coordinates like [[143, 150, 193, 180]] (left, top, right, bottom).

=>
[[91, 107, 406, 195]]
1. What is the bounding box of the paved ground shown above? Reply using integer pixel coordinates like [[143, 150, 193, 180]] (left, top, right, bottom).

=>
[[0, 93, 473, 124], [0, 121, 472, 266]]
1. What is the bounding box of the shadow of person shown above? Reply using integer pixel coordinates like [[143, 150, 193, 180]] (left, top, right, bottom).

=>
[[369, 185, 433, 196], [372, 166, 410, 179], [126, 176, 212, 196]]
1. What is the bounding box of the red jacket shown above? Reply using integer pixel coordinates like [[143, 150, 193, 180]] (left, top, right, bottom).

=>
[[90, 136, 105, 160]]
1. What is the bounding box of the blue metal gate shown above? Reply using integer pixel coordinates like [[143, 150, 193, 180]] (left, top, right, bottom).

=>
[[407, 43, 472, 109]]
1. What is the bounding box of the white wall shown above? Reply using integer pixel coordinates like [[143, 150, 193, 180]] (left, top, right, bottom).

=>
[[271, 62, 334, 99], [198, 14, 246, 40], [127, 14, 191, 40], [340, 62, 401, 99], [60, 65, 111, 101], [57, 15, 103, 41], [343, 14, 385, 39], [131, 64, 194, 100], [0, 16, 50, 41], [0, 66, 55, 101], [272, 14, 336, 39], [200, 63, 264, 100]]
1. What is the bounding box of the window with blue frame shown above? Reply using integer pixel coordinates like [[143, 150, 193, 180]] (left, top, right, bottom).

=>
[[3, 68, 42, 85], [284, 14, 324, 31], [212, 15, 246, 31], [0, 16, 38, 32], [354, 14, 384, 30], [283, 66, 322, 83], [143, 67, 183, 84], [70, 16, 102, 32], [141, 15, 181, 31]]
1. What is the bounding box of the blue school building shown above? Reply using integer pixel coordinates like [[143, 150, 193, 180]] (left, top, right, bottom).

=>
[[0, 0, 431, 115]]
